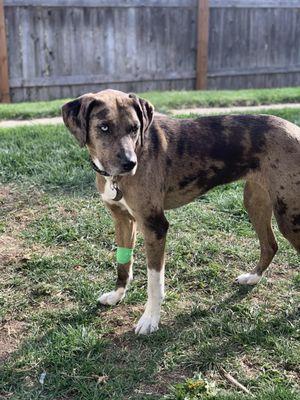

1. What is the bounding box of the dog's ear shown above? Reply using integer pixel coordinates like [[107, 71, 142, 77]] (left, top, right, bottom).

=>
[[61, 95, 97, 147], [129, 93, 154, 146]]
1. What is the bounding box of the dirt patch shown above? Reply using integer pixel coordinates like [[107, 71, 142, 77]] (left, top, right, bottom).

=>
[[0, 183, 45, 215], [265, 262, 295, 280], [0, 235, 28, 266], [135, 369, 190, 398], [99, 304, 144, 337], [0, 320, 27, 364], [239, 355, 260, 379], [0, 186, 14, 200], [0, 184, 59, 264]]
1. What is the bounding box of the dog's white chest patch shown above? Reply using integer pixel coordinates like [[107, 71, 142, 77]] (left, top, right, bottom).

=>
[[101, 180, 134, 216], [101, 181, 118, 202]]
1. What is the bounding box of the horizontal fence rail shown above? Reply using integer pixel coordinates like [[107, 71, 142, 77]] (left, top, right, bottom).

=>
[[1, 0, 300, 102]]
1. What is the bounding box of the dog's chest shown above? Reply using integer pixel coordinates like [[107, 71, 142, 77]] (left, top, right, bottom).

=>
[[101, 180, 134, 216]]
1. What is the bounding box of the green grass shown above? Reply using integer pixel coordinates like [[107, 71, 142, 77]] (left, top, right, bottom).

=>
[[0, 112, 299, 399], [177, 107, 300, 127], [0, 98, 65, 120], [1, 87, 300, 120], [144, 87, 300, 112]]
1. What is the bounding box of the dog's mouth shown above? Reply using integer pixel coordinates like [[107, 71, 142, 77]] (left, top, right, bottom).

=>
[[90, 159, 137, 177]]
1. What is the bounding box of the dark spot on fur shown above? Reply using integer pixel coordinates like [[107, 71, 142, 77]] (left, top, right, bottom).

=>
[[209, 129, 244, 162], [176, 136, 186, 157], [296, 181, 300, 185], [166, 157, 172, 167], [188, 115, 266, 190], [280, 185, 285, 190], [292, 214, 300, 225], [146, 214, 169, 240], [168, 114, 269, 194], [293, 228, 300, 233], [150, 126, 160, 156], [275, 197, 287, 216], [67, 99, 81, 120], [93, 107, 109, 120], [116, 263, 130, 288], [270, 163, 278, 169], [179, 174, 198, 189]]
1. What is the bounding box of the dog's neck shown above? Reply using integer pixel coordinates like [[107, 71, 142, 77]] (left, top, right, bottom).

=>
[[103, 176, 123, 201]]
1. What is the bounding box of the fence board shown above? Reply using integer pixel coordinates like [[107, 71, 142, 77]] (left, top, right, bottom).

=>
[[0, 0, 10, 102], [210, 0, 300, 8], [4, 0, 197, 8], [9, 71, 196, 88], [3, 0, 300, 101], [207, 5, 300, 89]]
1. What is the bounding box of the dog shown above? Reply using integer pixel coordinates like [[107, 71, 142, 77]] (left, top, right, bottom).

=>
[[62, 89, 300, 334]]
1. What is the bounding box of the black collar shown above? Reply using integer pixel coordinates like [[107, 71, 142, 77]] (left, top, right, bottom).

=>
[[90, 159, 124, 201], [90, 159, 110, 177]]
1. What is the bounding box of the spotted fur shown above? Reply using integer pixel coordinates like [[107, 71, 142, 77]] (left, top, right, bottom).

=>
[[62, 89, 300, 335]]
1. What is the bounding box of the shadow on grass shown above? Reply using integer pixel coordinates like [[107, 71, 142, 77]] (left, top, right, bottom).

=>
[[1, 284, 298, 399], [1, 125, 299, 399]]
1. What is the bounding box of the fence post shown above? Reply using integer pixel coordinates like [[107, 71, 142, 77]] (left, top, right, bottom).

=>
[[0, 0, 10, 103], [196, 0, 209, 90]]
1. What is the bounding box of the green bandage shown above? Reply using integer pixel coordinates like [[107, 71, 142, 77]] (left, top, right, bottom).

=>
[[117, 247, 133, 264]]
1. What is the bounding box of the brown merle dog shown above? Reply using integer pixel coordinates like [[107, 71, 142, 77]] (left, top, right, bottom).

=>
[[62, 89, 300, 334]]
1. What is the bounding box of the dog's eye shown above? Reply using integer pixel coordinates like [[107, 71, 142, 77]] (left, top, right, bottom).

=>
[[100, 124, 109, 133]]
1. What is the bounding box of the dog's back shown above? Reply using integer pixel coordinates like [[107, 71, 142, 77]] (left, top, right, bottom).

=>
[[153, 113, 300, 254]]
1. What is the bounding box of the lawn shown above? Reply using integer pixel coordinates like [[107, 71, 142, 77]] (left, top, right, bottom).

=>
[[0, 87, 300, 120], [176, 107, 300, 128], [0, 109, 299, 399]]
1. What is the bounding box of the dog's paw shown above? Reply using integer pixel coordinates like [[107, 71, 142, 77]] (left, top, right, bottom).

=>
[[135, 312, 160, 335], [98, 288, 124, 306], [235, 272, 261, 285]]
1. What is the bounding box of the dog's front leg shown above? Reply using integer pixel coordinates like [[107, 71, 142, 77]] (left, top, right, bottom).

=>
[[98, 203, 136, 306], [135, 212, 169, 335]]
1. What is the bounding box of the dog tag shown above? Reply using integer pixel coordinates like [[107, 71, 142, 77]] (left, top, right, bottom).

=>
[[111, 181, 123, 201], [106, 184, 117, 199], [102, 181, 123, 202], [113, 187, 123, 201]]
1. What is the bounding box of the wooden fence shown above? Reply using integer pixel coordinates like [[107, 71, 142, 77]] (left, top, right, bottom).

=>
[[1, 0, 300, 102]]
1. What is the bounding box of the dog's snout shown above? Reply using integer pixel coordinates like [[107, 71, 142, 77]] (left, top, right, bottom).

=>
[[122, 160, 136, 172]]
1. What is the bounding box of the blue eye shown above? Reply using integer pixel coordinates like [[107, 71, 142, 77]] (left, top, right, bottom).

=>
[[100, 124, 109, 133]]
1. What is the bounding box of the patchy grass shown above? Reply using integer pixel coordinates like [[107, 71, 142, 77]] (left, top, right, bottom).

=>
[[0, 117, 299, 399], [1, 87, 300, 120]]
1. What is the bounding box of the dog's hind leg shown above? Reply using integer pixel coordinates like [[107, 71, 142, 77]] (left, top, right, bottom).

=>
[[236, 180, 278, 285], [273, 199, 300, 254], [98, 203, 136, 305]]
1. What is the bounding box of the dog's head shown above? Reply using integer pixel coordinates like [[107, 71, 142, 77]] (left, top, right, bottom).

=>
[[62, 89, 154, 177]]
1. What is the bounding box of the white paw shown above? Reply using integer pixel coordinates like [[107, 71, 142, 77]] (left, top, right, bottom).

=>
[[235, 272, 261, 285], [135, 312, 160, 335], [98, 288, 124, 306]]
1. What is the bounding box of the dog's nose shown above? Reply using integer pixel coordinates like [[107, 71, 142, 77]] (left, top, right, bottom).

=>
[[122, 160, 136, 172]]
